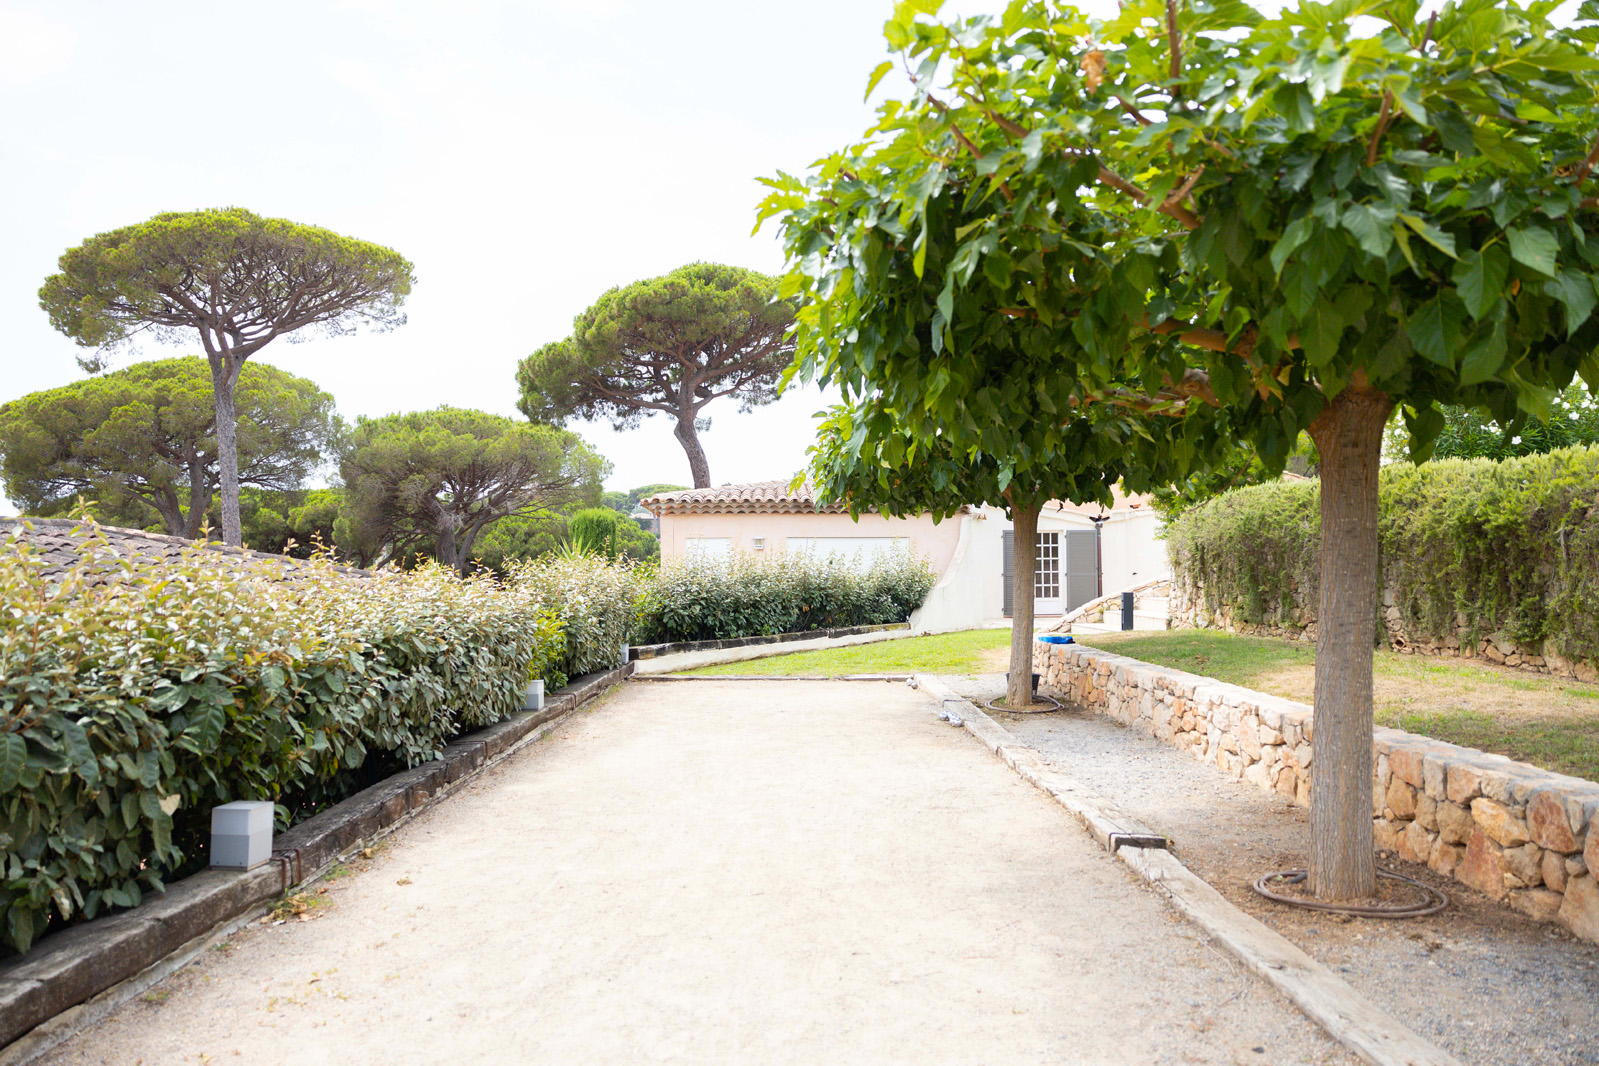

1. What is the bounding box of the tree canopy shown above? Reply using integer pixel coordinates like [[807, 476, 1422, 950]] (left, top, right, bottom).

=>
[[0, 357, 339, 539], [517, 262, 795, 488], [340, 407, 608, 574], [39, 207, 413, 546], [763, 0, 1599, 899]]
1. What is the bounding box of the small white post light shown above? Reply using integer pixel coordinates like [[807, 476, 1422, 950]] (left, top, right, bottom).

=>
[[210, 801, 275, 870], [524, 679, 545, 711]]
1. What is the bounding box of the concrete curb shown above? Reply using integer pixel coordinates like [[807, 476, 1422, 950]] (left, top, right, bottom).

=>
[[0, 662, 634, 1058], [630, 622, 909, 660], [913, 673, 1463, 1066]]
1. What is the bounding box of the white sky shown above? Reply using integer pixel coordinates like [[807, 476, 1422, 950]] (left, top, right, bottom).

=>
[[0, 0, 1043, 512]]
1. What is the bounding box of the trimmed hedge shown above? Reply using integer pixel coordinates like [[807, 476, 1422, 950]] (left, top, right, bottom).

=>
[[1167, 444, 1599, 662], [0, 524, 635, 955], [636, 549, 937, 644]]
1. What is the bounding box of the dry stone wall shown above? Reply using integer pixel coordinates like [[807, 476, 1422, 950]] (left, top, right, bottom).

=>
[[1168, 573, 1599, 682], [1033, 640, 1599, 944]]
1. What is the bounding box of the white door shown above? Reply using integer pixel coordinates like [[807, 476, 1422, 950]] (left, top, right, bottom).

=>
[[1033, 532, 1062, 615]]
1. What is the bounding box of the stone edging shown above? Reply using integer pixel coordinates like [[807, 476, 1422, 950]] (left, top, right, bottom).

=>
[[914, 673, 1463, 1066], [629, 622, 910, 660], [0, 663, 634, 1054], [1033, 640, 1599, 945]]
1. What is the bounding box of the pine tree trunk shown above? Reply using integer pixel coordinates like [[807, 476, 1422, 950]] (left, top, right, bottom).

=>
[[211, 370, 243, 547], [1008, 501, 1040, 710], [673, 415, 711, 489], [1305, 376, 1393, 901], [183, 451, 210, 539]]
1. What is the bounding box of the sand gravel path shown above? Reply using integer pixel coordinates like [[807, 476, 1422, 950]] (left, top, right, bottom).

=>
[[37, 679, 1354, 1066]]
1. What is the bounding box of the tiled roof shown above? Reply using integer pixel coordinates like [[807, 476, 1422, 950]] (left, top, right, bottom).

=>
[[641, 481, 851, 516], [1, 516, 370, 581]]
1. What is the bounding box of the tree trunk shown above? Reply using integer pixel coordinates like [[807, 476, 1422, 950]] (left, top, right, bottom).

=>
[[183, 450, 211, 540], [436, 514, 460, 573], [1305, 376, 1393, 901], [673, 414, 711, 489], [1007, 501, 1040, 710], [210, 371, 243, 547]]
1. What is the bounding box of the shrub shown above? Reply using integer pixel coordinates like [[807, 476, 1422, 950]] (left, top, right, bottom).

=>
[[0, 519, 635, 955], [567, 507, 620, 558], [1167, 444, 1599, 662], [505, 552, 642, 677], [636, 549, 937, 644]]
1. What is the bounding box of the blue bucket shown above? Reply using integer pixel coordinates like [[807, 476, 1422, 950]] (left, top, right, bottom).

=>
[[1037, 634, 1075, 645]]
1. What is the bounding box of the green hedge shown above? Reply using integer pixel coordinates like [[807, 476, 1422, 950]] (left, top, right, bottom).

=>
[[636, 549, 938, 644], [0, 524, 636, 955], [1167, 445, 1599, 661]]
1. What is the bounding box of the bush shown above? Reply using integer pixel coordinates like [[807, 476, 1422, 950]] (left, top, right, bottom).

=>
[[636, 549, 937, 644], [506, 552, 642, 677], [567, 507, 620, 558], [0, 520, 640, 955], [1167, 444, 1599, 661]]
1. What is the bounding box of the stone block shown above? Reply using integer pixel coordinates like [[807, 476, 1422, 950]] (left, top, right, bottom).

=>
[[1588, 824, 1599, 874], [1458, 828, 1509, 900], [1511, 888, 1565, 922], [1374, 818, 1403, 852], [1471, 797, 1530, 847], [1429, 840, 1465, 877], [1399, 822, 1435, 865], [1558, 875, 1599, 943], [1528, 790, 1580, 853], [1543, 848, 1569, 893], [1389, 747, 1426, 788], [1386, 778, 1418, 820], [1436, 801, 1474, 845], [1447, 764, 1484, 805], [1503, 842, 1543, 888], [1415, 793, 1438, 831], [1293, 742, 1313, 769], [1422, 755, 1448, 801]]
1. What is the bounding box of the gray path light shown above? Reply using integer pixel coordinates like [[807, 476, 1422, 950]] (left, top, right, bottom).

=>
[[210, 801, 275, 870]]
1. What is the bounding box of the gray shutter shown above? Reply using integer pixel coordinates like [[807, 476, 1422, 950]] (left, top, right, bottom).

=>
[[1002, 530, 1014, 618], [1065, 530, 1098, 612]]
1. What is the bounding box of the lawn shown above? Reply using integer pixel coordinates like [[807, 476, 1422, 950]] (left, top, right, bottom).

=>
[[1076, 630, 1599, 783], [681, 628, 1013, 677]]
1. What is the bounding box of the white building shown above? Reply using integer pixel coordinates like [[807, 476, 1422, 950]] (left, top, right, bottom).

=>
[[644, 482, 1170, 634]]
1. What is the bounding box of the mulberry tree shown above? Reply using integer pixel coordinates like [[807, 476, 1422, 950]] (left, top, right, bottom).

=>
[[762, 0, 1599, 899]]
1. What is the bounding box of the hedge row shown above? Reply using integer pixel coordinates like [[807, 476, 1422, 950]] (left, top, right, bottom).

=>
[[1167, 445, 1599, 661], [0, 525, 636, 955], [636, 548, 938, 644]]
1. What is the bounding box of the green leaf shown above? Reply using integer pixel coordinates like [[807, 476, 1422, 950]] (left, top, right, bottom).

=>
[[1406, 295, 1464, 367], [1453, 245, 1510, 320], [1341, 202, 1396, 258], [1544, 270, 1599, 336], [864, 61, 895, 102], [1397, 215, 1457, 259], [1508, 226, 1559, 277], [1270, 217, 1315, 276], [1458, 324, 1507, 385], [1272, 83, 1316, 133], [0, 734, 24, 793]]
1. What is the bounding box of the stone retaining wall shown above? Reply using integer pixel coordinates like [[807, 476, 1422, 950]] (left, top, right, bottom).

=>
[[1033, 640, 1599, 944]]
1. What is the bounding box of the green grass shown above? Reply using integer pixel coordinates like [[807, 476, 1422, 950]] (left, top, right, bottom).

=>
[[1077, 629, 1599, 782], [1071, 630, 1316, 689], [682, 628, 1012, 676]]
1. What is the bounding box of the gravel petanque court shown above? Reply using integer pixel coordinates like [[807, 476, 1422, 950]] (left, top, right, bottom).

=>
[[35, 679, 1355, 1066]]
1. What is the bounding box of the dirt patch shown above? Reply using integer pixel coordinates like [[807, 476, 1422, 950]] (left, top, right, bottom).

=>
[[1254, 658, 1599, 725], [977, 645, 1012, 672]]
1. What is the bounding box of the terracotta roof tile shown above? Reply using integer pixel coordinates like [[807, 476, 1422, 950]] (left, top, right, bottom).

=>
[[641, 481, 850, 516], [2, 516, 370, 581]]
